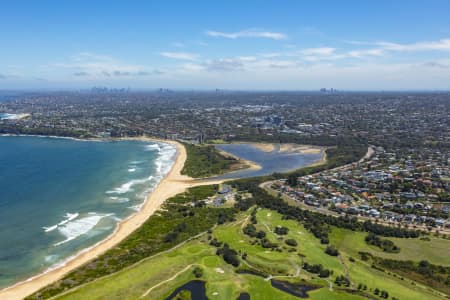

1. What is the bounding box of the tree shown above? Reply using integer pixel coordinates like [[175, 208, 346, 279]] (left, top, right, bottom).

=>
[[325, 245, 339, 256], [193, 267, 203, 278], [287, 174, 297, 187], [274, 226, 289, 235], [319, 269, 330, 278], [285, 239, 298, 247]]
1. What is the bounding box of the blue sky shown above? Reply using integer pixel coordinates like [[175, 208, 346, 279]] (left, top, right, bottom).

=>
[[0, 0, 449, 90]]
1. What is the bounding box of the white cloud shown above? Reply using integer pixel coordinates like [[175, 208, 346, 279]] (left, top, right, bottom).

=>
[[181, 63, 205, 72], [294, 47, 385, 62], [160, 52, 199, 61], [260, 52, 283, 58], [236, 56, 258, 62], [206, 29, 287, 40], [71, 52, 113, 63], [346, 48, 385, 58], [255, 59, 298, 69], [55, 52, 155, 78], [301, 47, 336, 56], [205, 58, 245, 71], [377, 38, 450, 52], [158, 59, 447, 90], [177, 55, 299, 73], [346, 38, 450, 52]]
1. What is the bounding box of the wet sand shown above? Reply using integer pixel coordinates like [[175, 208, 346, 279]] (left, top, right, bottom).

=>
[[0, 139, 221, 300]]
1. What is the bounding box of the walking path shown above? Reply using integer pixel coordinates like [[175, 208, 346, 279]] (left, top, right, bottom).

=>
[[141, 264, 196, 298]]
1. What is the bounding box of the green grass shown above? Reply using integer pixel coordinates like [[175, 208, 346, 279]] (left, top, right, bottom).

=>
[[308, 288, 364, 300], [52, 211, 365, 300], [181, 143, 243, 178], [330, 227, 450, 266], [344, 256, 446, 300], [54, 231, 301, 300], [27, 185, 234, 300], [55, 240, 214, 300], [207, 139, 228, 144], [168, 184, 218, 204], [51, 208, 447, 300]]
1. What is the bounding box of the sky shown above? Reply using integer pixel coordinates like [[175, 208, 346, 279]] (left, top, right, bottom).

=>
[[0, 0, 449, 90]]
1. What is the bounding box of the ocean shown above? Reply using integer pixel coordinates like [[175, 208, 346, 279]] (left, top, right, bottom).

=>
[[0, 135, 176, 288], [0, 113, 14, 120]]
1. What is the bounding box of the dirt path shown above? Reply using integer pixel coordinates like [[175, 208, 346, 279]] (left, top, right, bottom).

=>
[[140, 264, 195, 298], [240, 215, 251, 230], [338, 255, 354, 289]]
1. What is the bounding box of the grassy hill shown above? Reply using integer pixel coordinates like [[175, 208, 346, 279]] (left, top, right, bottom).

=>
[[181, 143, 247, 178], [51, 207, 448, 300]]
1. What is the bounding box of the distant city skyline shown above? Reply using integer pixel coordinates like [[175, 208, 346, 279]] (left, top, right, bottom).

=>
[[0, 0, 449, 90]]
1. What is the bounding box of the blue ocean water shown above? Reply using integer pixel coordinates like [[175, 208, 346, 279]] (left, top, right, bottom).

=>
[[0, 136, 176, 288], [214, 143, 323, 179], [0, 113, 21, 120]]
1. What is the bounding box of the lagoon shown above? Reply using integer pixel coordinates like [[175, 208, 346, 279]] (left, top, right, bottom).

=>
[[214, 143, 323, 179]]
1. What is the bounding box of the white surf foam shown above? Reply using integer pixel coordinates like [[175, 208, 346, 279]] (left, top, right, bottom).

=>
[[43, 213, 79, 233], [128, 204, 143, 211], [57, 213, 79, 226], [106, 177, 152, 194], [54, 213, 113, 246], [153, 143, 177, 177], [44, 254, 59, 263], [145, 144, 161, 151], [128, 168, 136, 172], [43, 225, 58, 232], [108, 196, 130, 202]]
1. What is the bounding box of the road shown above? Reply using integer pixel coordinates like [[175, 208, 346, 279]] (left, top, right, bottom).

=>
[[260, 146, 450, 235]]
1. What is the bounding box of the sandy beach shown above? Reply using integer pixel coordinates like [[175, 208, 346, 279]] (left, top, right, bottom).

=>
[[249, 142, 276, 152], [279, 143, 324, 155], [0, 139, 326, 299], [250, 142, 324, 155], [214, 147, 262, 172], [0, 139, 221, 300]]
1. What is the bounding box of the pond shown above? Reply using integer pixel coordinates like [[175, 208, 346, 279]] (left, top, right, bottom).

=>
[[165, 280, 208, 300], [271, 279, 318, 298], [236, 292, 250, 300]]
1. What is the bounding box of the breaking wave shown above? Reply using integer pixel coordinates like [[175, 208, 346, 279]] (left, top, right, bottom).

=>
[[108, 196, 130, 203], [105, 176, 154, 194], [43, 213, 79, 232], [105, 142, 176, 198], [144, 144, 161, 151], [54, 213, 113, 246]]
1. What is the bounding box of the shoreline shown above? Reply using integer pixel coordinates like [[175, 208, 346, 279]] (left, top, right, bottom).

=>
[[214, 147, 262, 173], [0, 136, 327, 299], [307, 148, 328, 167], [0, 137, 208, 300], [248, 142, 324, 155]]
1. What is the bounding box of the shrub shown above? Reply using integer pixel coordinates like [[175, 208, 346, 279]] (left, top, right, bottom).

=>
[[285, 239, 298, 247], [193, 267, 203, 278], [261, 238, 278, 249], [274, 226, 289, 235], [325, 245, 339, 256]]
